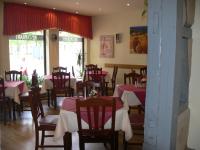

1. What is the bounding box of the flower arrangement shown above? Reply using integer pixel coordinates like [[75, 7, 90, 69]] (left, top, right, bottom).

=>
[[89, 89, 98, 97]]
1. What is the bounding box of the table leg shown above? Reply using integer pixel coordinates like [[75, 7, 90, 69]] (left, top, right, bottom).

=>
[[63, 132, 72, 150], [12, 100, 16, 120]]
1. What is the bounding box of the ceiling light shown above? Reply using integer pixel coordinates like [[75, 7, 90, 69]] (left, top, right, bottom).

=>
[[126, 3, 130, 6], [53, 8, 56, 10], [24, 2, 27, 5], [75, 11, 79, 14]]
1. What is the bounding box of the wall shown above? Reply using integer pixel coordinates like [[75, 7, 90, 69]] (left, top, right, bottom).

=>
[[188, 0, 200, 149], [90, 9, 147, 83], [0, 1, 9, 75]]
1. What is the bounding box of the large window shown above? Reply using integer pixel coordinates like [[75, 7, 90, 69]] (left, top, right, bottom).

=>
[[9, 31, 45, 77], [59, 31, 84, 77]]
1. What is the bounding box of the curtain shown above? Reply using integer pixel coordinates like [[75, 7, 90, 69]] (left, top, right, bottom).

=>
[[3, 2, 93, 39]]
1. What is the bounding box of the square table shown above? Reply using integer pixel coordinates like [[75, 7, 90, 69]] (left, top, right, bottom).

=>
[[54, 96, 132, 148], [113, 84, 146, 110]]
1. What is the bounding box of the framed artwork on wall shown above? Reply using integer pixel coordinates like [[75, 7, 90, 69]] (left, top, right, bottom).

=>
[[130, 26, 148, 54], [100, 35, 114, 58]]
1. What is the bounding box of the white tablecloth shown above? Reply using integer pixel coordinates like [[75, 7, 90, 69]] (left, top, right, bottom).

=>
[[113, 84, 142, 110], [40, 76, 76, 93], [54, 107, 132, 141], [5, 81, 29, 104]]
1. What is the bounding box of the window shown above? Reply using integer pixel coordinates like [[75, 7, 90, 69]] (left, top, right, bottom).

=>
[[9, 31, 45, 77], [59, 31, 84, 77]]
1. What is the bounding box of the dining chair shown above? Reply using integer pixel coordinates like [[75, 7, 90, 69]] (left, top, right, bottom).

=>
[[19, 70, 48, 112], [104, 66, 118, 95], [85, 64, 97, 70], [51, 72, 73, 108], [0, 77, 12, 125], [140, 67, 147, 77], [5, 70, 22, 119], [29, 87, 64, 150], [124, 71, 140, 85], [53, 66, 67, 73], [5, 70, 22, 81], [76, 97, 117, 150]]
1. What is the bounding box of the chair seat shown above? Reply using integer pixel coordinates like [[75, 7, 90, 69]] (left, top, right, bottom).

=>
[[39, 115, 58, 126]]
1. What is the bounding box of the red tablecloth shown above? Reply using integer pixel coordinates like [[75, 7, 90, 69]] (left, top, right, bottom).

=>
[[118, 85, 146, 105]]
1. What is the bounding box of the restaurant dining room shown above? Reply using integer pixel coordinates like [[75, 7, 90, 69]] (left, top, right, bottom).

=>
[[0, 0, 199, 150]]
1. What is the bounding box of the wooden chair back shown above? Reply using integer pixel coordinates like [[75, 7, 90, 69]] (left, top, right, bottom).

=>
[[111, 66, 118, 92], [29, 87, 44, 128], [53, 66, 67, 73], [124, 71, 138, 85], [52, 72, 71, 91], [5, 70, 22, 81], [140, 67, 147, 77], [85, 64, 97, 70], [76, 97, 116, 137]]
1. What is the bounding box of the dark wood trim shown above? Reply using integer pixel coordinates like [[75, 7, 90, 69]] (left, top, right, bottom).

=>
[[104, 63, 147, 69], [43, 30, 47, 75]]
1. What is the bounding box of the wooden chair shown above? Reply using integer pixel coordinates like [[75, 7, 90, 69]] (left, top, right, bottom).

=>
[[5, 70, 22, 81], [104, 66, 118, 95], [29, 87, 64, 150], [0, 77, 12, 125], [76, 97, 117, 150], [53, 66, 67, 73], [5, 70, 22, 119], [140, 67, 147, 77], [124, 71, 139, 85], [19, 70, 49, 111], [85, 64, 97, 70], [51, 72, 72, 108], [76, 81, 94, 97]]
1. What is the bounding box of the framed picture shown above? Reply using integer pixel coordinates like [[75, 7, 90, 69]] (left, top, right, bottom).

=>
[[100, 35, 114, 58], [130, 26, 148, 54]]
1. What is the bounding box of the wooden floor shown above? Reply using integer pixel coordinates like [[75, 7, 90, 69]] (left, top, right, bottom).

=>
[[0, 99, 143, 150]]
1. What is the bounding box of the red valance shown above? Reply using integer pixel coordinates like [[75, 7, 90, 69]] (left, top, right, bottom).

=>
[[3, 2, 93, 39]]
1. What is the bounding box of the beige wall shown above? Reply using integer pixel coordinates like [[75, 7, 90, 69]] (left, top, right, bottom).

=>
[[90, 9, 147, 83], [188, 0, 200, 149]]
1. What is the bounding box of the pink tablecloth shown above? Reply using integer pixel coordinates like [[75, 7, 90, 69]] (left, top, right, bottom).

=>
[[117, 85, 146, 105], [5, 81, 25, 93], [61, 96, 123, 125]]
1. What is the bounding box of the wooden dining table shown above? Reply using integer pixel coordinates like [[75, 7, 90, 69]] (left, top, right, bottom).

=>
[[54, 96, 132, 149]]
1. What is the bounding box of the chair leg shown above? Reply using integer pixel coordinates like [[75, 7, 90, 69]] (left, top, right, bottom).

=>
[[12, 100, 16, 120], [41, 130, 45, 145], [47, 90, 50, 107], [63, 132, 72, 150], [35, 130, 39, 150], [79, 142, 85, 150]]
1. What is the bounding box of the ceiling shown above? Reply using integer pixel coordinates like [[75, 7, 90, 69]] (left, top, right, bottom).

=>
[[3, 0, 144, 16]]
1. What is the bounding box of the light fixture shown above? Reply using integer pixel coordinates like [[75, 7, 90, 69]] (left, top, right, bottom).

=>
[[24, 2, 27, 5], [126, 3, 130, 6], [53, 8, 56, 10], [75, 11, 79, 14]]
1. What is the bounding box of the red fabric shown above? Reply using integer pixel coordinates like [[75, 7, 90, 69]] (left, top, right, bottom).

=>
[[4, 81, 24, 93], [3, 2, 93, 39], [62, 96, 123, 125], [118, 85, 146, 105]]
